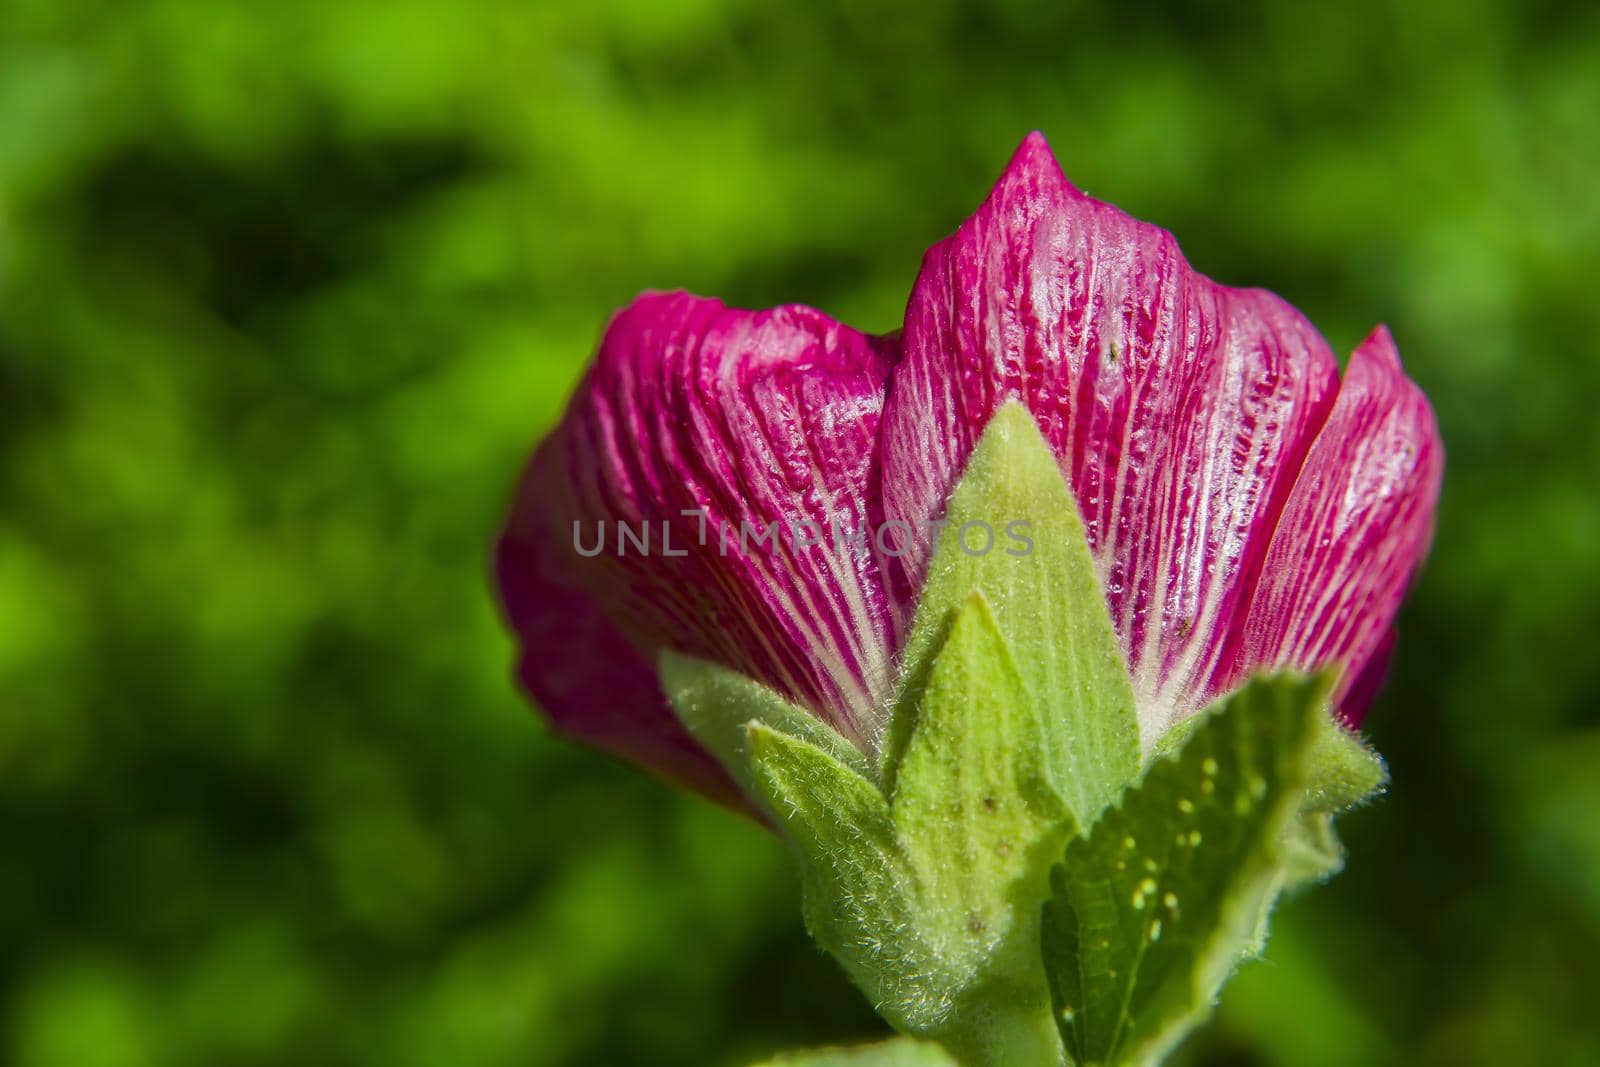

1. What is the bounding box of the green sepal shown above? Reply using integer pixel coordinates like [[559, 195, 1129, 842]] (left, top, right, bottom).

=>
[[885, 401, 1140, 830], [741, 598, 1075, 1063], [741, 722, 930, 1021], [748, 1036, 959, 1067], [889, 592, 1072, 1063], [1040, 673, 1328, 1067], [893, 592, 1074, 982], [661, 648, 871, 803], [1146, 683, 1385, 925]]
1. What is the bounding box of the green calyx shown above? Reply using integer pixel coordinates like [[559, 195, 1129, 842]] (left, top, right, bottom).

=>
[[664, 402, 1387, 1067]]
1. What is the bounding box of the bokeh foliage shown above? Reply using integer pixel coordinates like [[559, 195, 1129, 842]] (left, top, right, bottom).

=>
[[2, 1, 1599, 1064]]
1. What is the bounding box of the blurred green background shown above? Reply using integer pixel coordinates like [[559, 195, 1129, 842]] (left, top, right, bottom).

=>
[[3, 1, 1599, 1064]]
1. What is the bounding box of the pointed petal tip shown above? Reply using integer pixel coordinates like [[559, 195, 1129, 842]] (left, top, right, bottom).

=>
[[1013, 129, 1056, 163], [1221, 314, 1442, 722], [1352, 323, 1403, 372], [998, 129, 1074, 193], [1347, 323, 1443, 463]]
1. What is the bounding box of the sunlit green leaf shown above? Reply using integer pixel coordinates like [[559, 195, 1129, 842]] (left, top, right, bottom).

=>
[[885, 401, 1140, 830], [1042, 673, 1327, 1067]]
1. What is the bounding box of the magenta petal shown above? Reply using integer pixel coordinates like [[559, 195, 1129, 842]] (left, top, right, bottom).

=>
[[1219, 326, 1443, 720], [495, 496, 742, 806], [1337, 628, 1397, 729], [503, 291, 900, 756], [881, 132, 1340, 741]]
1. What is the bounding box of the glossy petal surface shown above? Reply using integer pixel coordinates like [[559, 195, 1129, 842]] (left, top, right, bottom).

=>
[[881, 133, 1340, 741], [1218, 327, 1443, 724], [503, 291, 900, 755], [495, 480, 740, 803]]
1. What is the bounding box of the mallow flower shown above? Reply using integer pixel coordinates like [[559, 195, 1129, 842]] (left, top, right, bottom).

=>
[[495, 132, 1442, 808]]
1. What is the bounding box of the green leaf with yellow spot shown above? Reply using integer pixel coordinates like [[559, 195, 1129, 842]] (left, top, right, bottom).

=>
[[1041, 673, 1328, 1067]]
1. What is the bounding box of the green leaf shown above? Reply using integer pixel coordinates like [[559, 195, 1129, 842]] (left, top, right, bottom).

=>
[[748, 1036, 959, 1067], [661, 649, 871, 803], [1041, 673, 1327, 1067], [1144, 688, 1383, 937], [743, 723, 934, 1023], [1152, 692, 1386, 816], [885, 401, 1140, 830]]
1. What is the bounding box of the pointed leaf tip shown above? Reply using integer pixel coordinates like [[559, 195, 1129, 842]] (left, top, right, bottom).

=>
[[1303, 713, 1388, 813], [661, 649, 870, 810], [888, 400, 1140, 824]]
